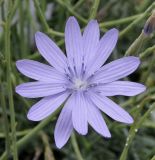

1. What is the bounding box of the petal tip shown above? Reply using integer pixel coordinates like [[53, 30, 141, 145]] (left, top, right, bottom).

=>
[[78, 130, 88, 136], [16, 60, 24, 69], [105, 133, 111, 138], [139, 84, 147, 94], [142, 85, 147, 92], [126, 116, 134, 124], [110, 28, 119, 35], [15, 85, 22, 95], [68, 16, 76, 21], [66, 16, 78, 25], [27, 112, 40, 122], [130, 56, 140, 64], [35, 31, 42, 36], [55, 142, 64, 149], [35, 31, 45, 40]]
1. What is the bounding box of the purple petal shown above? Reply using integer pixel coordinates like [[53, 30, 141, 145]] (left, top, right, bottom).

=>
[[72, 92, 88, 135], [94, 81, 146, 96], [16, 59, 67, 83], [54, 95, 74, 149], [83, 20, 99, 65], [16, 82, 66, 98], [86, 97, 111, 137], [89, 92, 133, 124], [35, 32, 67, 72], [27, 91, 69, 121], [65, 16, 83, 72], [90, 56, 140, 84], [86, 28, 118, 77]]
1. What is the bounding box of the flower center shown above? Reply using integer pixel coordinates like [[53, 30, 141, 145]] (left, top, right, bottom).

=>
[[74, 79, 87, 90]]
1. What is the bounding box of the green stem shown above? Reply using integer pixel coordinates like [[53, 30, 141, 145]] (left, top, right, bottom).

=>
[[0, 111, 58, 160], [139, 45, 155, 59], [5, 1, 18, 159], [33, 0, 49, 32], [71, 133, 84, 160], [100, 13, 143, 28], [119, 2, 155, 38], [141, 56, 155, 83], [73, 0, 85, 10], [143, 120, 155, 128], [0, 129, 31, 138], [89, 0, 100, 20], [33, 0, 64, 37], [19, 0, 26, 57], [0, 82, 11, 159], [55, 0, 87, 24], [119, 100, 155, 160], [150, 155, 155, 160], [125, 31, 148, 56]]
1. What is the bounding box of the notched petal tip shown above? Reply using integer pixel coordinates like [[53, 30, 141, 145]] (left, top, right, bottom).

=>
[[67, 16, 76, 21], [88, 19, 98, 24], [66, 16, 79, 26], [104, 132, 111, 138], [77, 129, 88, 136]]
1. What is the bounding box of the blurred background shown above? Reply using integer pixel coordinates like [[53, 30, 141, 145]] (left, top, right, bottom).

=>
[[0, 0, 155, 159]]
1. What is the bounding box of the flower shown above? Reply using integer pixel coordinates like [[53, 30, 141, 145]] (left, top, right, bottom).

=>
[[16, 16, 146, 148]]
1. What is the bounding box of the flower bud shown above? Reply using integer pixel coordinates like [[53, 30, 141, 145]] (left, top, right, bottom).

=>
[[144, 10, 155, 35]]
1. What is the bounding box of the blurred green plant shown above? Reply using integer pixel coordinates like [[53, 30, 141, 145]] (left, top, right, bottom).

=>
[[0, 0, 155, 160]]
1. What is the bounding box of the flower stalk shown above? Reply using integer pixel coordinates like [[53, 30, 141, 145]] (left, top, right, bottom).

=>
[[125, 31, 148, 56], [71, 133, 84, 160], [0, 80, 11, 159], [120, 100, 155, 160], [4, 0, 18, 159]]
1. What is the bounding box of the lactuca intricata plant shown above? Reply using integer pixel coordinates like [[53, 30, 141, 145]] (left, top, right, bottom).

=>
[[16, 16, 146, 148]]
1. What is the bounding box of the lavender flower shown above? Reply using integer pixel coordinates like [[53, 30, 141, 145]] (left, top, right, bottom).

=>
[[16, 16, 146, 148]]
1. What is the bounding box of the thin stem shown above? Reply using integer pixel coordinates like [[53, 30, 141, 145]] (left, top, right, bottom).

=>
[[139, 45, 155, 59], [141, 55, 155, 83], [119, 100, 155, 160], [0, 129, 31, 138], [73, 0, 85, 10], [150, 155, 155, 160], [33, 0, 64, 37], [119, 2, 155, 38], [125, 31, 148, 56], [40, 131, 56, 160], [0, 81, 11, 159], [55, 0, 87, 24], [4, 1, 18, 159], [89, 0, 100, 20], [0, 110, 59, 160], [19, 0, 26, 57], [71, 133, 84, 160], [33, 0, 49, 32], [100, 13, 143, 28]]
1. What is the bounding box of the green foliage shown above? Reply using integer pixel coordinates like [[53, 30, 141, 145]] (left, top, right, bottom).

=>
[[0, 0, 155, 159]]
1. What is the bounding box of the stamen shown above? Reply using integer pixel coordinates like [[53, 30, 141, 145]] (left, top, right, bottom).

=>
[[64, 68, 73, 83], [73, 58, 78, 78], [68, 65, 74, 77], [81, 56, 86, 79]]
